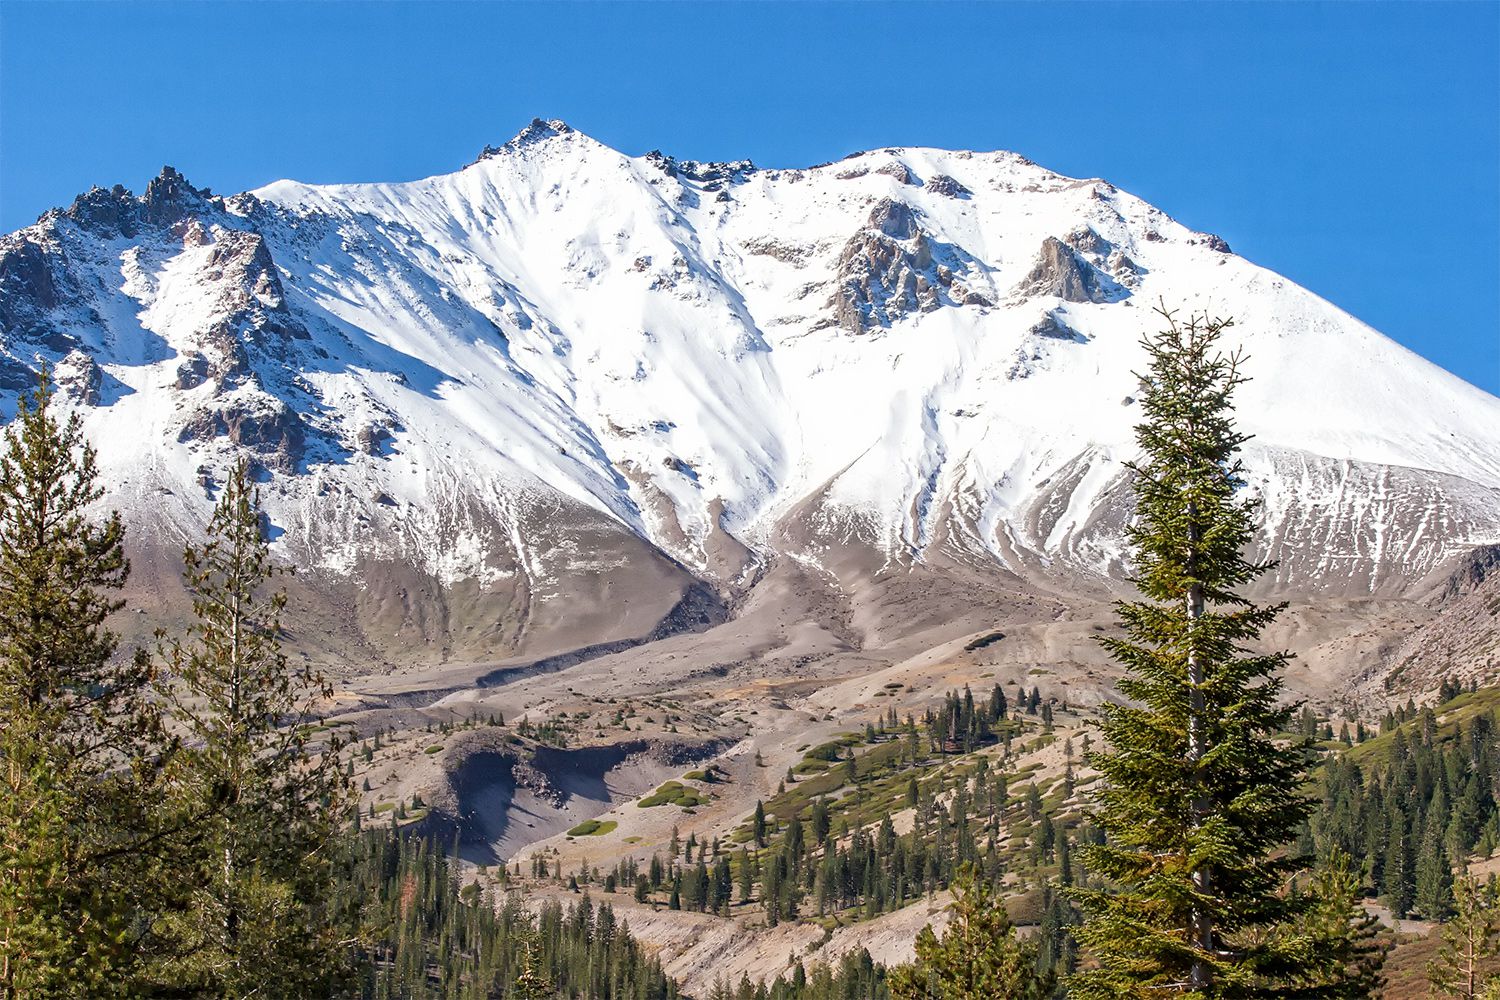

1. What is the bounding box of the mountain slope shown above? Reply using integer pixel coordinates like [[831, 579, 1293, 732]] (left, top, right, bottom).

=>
[[2, 119, 1498, 667]]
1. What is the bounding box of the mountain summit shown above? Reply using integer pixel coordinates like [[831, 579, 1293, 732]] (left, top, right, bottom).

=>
[[2, 123, 1498, 668]]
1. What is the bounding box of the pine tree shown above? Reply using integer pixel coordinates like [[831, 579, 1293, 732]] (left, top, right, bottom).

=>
[[888, 865, 1053, 1000], [1281, 848, 1387, 998], [0, 371, 176, 997], [153, 460, 351, 996], [1382, 808, 1414, 919], [511, 937, 555, 999], [1416, 816, 1456, 919], [1073, 308, 1316, 997], [1428, 875, 1500, 999]]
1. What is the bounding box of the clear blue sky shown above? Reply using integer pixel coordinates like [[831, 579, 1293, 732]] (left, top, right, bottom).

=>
[[2, 1, 1496, 393]]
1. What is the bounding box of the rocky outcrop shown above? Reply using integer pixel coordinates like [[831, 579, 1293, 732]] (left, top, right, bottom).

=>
[[0, 238, 67, 340], [1015, 236, 1122, 303], [875, 161, 916, 185], [824, 199, 993, 334], [54, 349, 101, 405], [645, 151, 755, 189], [356, 422, 395, 456], [59, 168, 217, 237], [1029, 310, 1085, 342], [141, 166, 215, 228], [926, 174, 971, 199], [472, 118, 575, 162], [177, 394, 306, 471]]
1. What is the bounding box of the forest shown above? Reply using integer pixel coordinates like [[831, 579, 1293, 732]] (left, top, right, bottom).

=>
[[3, 309, 1499, 999]]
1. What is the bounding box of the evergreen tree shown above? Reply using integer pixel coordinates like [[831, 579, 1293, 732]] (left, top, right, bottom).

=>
[[1416, 817, 1456, 919], [0, 371, 176, 997], [1381, 808, 1414, 919], [153, 461, 352, 996], [888, 865, 1052, 1000], [1428, 875, 1500, 999], [1279, 848, 1387, 998], [1073, 309, 1316, 997]]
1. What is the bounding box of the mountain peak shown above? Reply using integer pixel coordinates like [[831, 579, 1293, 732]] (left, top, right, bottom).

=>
[[471, 118, 578, 163]]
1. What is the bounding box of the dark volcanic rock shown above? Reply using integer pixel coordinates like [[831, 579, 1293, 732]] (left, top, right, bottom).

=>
[[177, 397, 306, 471], [141, 167, 214, 228], [63, 185, 142, 237], [926, 174, 972, 199]]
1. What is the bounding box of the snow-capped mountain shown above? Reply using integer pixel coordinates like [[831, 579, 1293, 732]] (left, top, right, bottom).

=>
[[3, 119, 1498, 664]]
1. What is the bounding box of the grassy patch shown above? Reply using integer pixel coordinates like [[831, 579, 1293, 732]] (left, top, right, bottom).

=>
[[566, 819, 618, 837], [637, 781, 707, 809], [1345, 687, 1500, 769]]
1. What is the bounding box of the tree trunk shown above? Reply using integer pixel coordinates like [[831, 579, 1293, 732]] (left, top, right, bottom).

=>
[[1187, 506, 1211, 990]]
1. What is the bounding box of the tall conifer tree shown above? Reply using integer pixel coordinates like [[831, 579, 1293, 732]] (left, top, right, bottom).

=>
[[1073, 308, 1316, 997], [1284, 848, 1388, 998], [0, 371, 175, 997], [1428, 874, 1500, 1000], [889, 865, 1053, 1000], [154, 460, 350, 996]]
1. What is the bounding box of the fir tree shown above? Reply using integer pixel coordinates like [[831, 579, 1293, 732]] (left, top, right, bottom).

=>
[[888, 865, 1052, 1000], [153, 461, 352, 996], [1416, 816, 1456, 919], [0, 371, 176, 997], [1073, 308, 1316, 997], [1382, 808, 1414, 918], [1428, 874, 1500, 999], [1279, 848, 1387, 998]]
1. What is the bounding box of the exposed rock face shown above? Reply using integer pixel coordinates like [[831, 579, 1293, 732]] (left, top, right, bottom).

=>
[[645, 151, 756, 189], [1106, 249, 1144, 287], [926, 174, 971, 198], [0, 237, 67, 342], [141, 166, 214, 228], [1064, 225, 1112, 257], [825, 199, 992, 334], [60, 185, 142, 237], [472, 118, 575, 161], [177, 395, 306, 471], [54, 349, 101, 405], [1383, 550, 1500, 694], [875, 161, 916, 185], [1029, 310, 1085, 342], [356, 422, 395, 456], [174, 353, 211, 390], [1428, 543, 1500, 606], [1015, 236, 1121, 303], [869, 198, 918, 239]]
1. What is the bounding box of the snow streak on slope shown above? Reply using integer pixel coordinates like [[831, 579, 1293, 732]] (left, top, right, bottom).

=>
[[2, 118, 1499, 659]]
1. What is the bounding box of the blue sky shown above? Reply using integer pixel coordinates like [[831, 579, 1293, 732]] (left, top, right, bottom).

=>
[[2, 1, 1496, 393]]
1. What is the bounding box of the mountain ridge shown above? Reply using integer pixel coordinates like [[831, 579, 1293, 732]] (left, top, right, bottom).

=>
[[2, 118, 1498, 671]]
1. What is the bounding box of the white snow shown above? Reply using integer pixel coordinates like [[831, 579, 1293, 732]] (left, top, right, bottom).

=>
[[11, 123, 1500, 592]]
